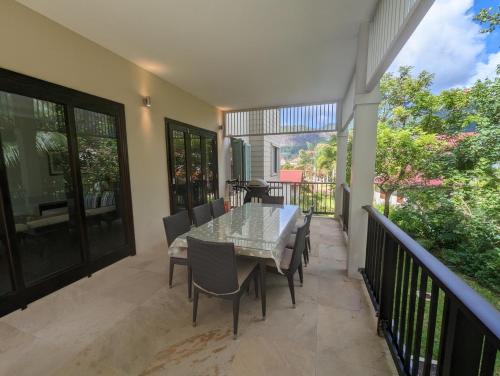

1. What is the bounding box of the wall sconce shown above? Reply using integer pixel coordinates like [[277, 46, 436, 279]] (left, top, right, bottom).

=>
[[143, 96, 152, 108]]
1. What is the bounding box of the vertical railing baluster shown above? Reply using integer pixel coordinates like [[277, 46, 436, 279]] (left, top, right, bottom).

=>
[[379, 234, 398, 336], [398, 252, 411, 357], [392, 244, 404, 337], [411, 270, 428, 375], [422, 281, 439, 376], [479, 337, 497, 376], [404, 262, 419, 372]]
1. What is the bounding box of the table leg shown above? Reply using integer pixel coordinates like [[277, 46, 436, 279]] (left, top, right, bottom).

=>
[[259, 260, 266, 319]]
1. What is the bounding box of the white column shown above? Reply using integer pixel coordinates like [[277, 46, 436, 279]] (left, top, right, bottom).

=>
[[334, 127, 348, 218], [346, 86, 380, 278]]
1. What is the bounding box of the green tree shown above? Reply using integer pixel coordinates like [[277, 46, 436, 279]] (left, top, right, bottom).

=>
[[375, 123, 441, 216], [315, 135, 337, 177], [474, 6, 500, 34]]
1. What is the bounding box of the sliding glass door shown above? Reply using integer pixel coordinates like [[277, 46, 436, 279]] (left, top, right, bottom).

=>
[[0, 92, 83, 285], [166, 119, 218, 215], [0, 68, 134, 316], [75, 108, 127, 260]]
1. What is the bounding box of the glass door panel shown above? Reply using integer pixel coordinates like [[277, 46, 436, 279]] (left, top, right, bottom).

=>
[[190, 134, 204, 207], [166, 120, 218, 215], [170, 129, 188, 213], [204, 137, 217, 202], [75, 108, 126, 260], [0, 91, 82, 285], [0, 224, 13, 296]]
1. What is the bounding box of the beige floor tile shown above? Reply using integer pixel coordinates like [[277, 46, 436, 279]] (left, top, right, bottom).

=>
[[0, 322, 76, 376], [0, 217, 397, 375], [95, 269, 168, 305], [316, 348, 395, 376], [229, 336, 315, 376]]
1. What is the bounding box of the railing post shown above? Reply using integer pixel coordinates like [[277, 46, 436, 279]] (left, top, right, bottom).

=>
[[438, 301, 486, 376], [379, 234, 397, 335]]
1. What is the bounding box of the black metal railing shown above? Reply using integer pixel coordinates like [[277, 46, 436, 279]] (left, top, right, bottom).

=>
[[361, 205, 499, 376], [226, 180, 335, 214], [341, 184, 350, 232]]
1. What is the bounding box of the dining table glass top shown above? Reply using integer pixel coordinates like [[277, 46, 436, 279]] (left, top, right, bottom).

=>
[[169, 203, 300, 263]]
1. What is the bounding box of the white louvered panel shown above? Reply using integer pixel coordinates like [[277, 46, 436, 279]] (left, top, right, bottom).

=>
[[366, 0, 432, 88]]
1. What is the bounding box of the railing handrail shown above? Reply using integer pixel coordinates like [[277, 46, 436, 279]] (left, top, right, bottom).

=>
[[363, 205, 500, 344], [226, 180, 335, 184]]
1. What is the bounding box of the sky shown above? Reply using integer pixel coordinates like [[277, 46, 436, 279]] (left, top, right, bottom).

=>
[[389, 0, 500, 92]]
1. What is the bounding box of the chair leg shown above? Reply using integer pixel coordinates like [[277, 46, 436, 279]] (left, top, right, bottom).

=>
[[188, 266, 193, 301], [192, 288, 199, 326], [253, 271, 259, 298], [287, 274, 296, 308], [232, 297, 240, 339], [307, 236, 311, 254], [298, 262, 304, 286], [169, 260, 174, 288], [303, 249, 308, 266]]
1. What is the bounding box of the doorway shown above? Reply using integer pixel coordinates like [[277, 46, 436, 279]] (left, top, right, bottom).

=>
[[165, 119, 218, 215], [0, 68, 135, 316]]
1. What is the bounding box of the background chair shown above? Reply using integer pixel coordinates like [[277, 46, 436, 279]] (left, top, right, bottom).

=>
[[187, 236, 261, 339], [211, 197, 225, 218], [163, 210, 193, 299], [192, 203, 212, 227], [261, 195, 284, 205], [290, 207, 313, 265], [266, 223, 307, 307]]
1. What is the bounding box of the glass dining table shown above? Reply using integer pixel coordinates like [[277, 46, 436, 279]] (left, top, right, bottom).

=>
[[169, 202, 300, 318]]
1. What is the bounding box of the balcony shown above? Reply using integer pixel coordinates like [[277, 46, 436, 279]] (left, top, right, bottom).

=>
[[0, 217, 397, 375], [0, 0, 498, 375]]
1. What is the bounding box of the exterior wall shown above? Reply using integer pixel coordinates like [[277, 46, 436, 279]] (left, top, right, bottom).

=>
[[0, 0, 224, 254], [248, 134, 281, 181]]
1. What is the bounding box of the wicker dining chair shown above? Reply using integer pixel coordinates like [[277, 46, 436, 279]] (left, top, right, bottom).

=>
[[192, 203, 212, 227], [211, 197, 225, 218], [290, 207, 313, 265], [187, 236, 261, 339], [261, 195, 284, 205], [163, 210, 192, 299], [266, 223, 307, 307]]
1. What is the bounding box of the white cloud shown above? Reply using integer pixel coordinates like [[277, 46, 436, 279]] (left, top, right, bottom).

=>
[[467, 50, 500, 84], [390, 0, 490, 91]]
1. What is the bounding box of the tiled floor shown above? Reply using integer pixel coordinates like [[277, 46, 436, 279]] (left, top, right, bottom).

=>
[[0, 217, 396, 376]]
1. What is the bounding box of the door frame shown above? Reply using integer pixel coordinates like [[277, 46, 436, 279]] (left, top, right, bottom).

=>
[[0, 68, 136, 316], [165, 118, 219, 215]]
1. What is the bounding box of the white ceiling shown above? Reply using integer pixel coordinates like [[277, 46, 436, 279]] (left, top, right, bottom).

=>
[[17, 0, 377, 110]]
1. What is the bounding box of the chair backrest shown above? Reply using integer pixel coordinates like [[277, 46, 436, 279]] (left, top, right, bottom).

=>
[[304, 207, 313, 233], [262, 195, 284, 205], [187, 236, 239, 295], [211, 198, 225, 218], [192, 203, 212, 227], [289, 223, 307, 274], [163, 210, 191, 246]]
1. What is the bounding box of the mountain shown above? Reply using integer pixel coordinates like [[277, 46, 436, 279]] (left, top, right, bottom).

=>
[[280, 132, 332, 160]]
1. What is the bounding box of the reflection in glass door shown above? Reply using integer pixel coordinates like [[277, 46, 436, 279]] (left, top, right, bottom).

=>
[[170, 129, 188, 213], [166, 119, 218, 215], [75, 108, 127, 260], [0, 68, 135, 317], [0, 219, 13, 296], [0, 92, 82, 285], [204, 138, 217, 202], [190, 134, 204, 208]]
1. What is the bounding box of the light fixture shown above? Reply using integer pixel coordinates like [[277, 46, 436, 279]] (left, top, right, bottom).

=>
[[143, 96, 152, 108]]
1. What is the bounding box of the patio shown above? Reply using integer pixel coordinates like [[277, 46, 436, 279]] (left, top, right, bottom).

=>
[[0, 217, 395, 376]]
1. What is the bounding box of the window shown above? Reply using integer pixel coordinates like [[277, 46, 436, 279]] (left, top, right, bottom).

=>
[[272, 145, 279, 175]]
